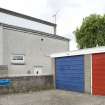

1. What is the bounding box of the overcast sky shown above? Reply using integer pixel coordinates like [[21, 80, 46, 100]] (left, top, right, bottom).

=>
[[0, 0, 105, 50]]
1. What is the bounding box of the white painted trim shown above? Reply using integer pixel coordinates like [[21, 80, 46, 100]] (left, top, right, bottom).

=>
[[50, 46, 105, 58], [90, 54, 93, 95]]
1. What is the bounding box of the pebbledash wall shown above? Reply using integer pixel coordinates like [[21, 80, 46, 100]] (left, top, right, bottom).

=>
[[51, 47, 105, 96], [0, 8, 69, 93], [1, 26, 69, 77]]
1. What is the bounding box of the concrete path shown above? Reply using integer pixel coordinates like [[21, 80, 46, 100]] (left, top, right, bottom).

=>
[[0, 90, 105, 105]]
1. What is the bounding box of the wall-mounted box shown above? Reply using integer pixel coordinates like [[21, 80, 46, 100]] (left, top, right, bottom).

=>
[[34, 66, 43, 76]]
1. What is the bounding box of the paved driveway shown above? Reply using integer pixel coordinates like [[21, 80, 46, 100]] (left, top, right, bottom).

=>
[[0, 90, 105, 105]]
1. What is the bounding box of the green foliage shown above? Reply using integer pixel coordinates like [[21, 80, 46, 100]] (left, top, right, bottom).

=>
[[74, 14, 105, 49]]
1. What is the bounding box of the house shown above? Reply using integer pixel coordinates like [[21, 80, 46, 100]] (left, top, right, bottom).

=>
[[0, 8, 69, 93]]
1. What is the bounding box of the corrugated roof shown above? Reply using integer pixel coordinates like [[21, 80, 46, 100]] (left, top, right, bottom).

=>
[[50, 46, 105, 58]]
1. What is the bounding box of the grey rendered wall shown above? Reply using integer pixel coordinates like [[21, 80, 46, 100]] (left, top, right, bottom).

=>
[[3, 29, 69, 76], [0, 26, 8, 77], [51, 58, 56, 88], [84, 54, 91, 93], [0, 26, 4, 65], [0, 65, 8, 77]]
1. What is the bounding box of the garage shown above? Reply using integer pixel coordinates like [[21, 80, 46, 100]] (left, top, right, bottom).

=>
[[92, 53, 105, 95], [55, 55, 84, 92], [51, 47, 105, 95]]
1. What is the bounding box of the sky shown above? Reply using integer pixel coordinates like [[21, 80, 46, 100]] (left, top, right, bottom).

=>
[[0, 0, 105, 50]]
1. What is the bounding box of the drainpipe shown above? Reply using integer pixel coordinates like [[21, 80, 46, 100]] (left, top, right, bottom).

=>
[[54, 24, 57, 35]]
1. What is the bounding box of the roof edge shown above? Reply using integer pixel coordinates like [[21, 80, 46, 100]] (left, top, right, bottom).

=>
[[50, 46, 105, 58], [0, 23, 70, 41], [0, 8, 56, 27]]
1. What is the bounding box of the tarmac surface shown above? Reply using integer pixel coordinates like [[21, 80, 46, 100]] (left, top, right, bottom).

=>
[[0, 90, 105, 105]]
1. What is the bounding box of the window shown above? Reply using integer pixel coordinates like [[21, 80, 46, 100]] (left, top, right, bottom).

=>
[[13, 56, 23, 60], [11, 54, 25, 65]]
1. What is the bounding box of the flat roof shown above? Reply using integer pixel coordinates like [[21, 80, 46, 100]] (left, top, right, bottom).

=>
[[50, 46, 105, 58], [0, 23, 70, 41], [0, 8, 56, 27]]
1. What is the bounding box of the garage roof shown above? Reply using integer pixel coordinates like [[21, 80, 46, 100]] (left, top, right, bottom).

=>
[[50, 46, 105, 58]]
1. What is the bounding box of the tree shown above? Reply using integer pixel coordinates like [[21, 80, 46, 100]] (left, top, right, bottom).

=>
[[74, 14, 105, 49]]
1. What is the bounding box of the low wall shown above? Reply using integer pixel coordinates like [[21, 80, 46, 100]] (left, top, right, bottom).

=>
[[0, 75, 53, 94]]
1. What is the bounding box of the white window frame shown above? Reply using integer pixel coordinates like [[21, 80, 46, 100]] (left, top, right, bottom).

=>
[[11, 54, 25, 65]]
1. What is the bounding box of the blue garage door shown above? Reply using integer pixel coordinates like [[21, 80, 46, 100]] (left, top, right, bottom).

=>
[[55, 55, 84, 92]]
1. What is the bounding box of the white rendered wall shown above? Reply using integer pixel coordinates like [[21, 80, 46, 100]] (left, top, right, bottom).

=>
[[3, 29, 69, 77], [0, 12, 54, 34]]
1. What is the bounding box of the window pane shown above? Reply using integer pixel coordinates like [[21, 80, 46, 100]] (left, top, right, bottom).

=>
[[12, 55, 24, 60]]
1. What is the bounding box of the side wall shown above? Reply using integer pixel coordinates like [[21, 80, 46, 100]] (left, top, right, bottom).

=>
[[0, 26, 8, 77], [84, 54, 91, 93], [3, 28, 69, 77], [0, 26, 3, 64]]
